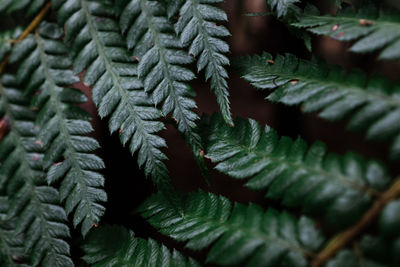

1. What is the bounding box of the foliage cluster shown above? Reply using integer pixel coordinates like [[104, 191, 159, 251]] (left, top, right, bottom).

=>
[[0, 0, 400, 266]]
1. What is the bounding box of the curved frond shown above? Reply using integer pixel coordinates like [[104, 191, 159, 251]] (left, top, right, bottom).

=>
[[82, 225, 200, 266], [0, 74, 72, 266], [238, 52, 400, 160], [0, 0, 46, 16], [0, 197, 28, 266], [293, 5, 400, 60], [175, 0, 233, 125], [55, 0, 169, 184], [118, 0, 203, 160], [140, 190, 325, 267], [9, 22, 107, 236], [202, 114, 391, 228]]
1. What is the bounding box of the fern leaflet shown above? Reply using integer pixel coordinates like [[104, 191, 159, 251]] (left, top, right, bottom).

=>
[[202, 114, 391, 228], [140, 190, 325, 267], [0, 74, 72, 266], [238, 52, 400, 160], [293, 5, 400, 60], [118, 0, 203, 162], [9, 22, 107, 236], [82, 225, 200, 266], [175, 0, 233, 126], [54, 0, 169, 184]]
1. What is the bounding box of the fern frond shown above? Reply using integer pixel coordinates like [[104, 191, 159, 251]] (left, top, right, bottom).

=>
[[140, 190, 325, 266], [0, 27, 22, 62], [267, 0, 300, 18], [0, 0, 46, 16], [175, 0, 233, 126], [54, 0, 169, 183], [0, 197, 28, 266], [118, 0, 203, 161], [0, 74, 72, 266], [202, 114, 391, 228], [9, 22, 107, 236], [238, 52, 400, 160], [293, 5, 400, 60], [82, 225, 200, 266]]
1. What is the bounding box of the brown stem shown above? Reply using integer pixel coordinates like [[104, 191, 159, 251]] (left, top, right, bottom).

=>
[[312, 178, 400, 267], [0, 2, 52, 75]]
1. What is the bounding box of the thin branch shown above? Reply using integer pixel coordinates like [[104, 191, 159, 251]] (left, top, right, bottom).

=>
[[312, 178, 400, 267], [0, 2, 51, 74]]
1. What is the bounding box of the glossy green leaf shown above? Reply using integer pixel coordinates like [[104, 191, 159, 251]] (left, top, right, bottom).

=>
[[202, 114, 391, 228], [140, 190, 325, 267], [238, 52, 400, 160]]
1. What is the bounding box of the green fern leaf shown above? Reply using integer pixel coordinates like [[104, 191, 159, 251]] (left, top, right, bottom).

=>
[[292, 5, 400, 60], [9, 22, 107, 236], [0, 27, 22, 62], [118, 0, 204, 175], [0, 74, 72, 266], [175, 0, 233, 126], [54, 0, 169, 183], [238, 52, 400, 160], [0, 197, 28, 266], [140, 190, 325, 267], [267, 0, 300, 18], [0, 0, 46, 16], [202, 114, 391, 228], [82, 225, 200, 266]]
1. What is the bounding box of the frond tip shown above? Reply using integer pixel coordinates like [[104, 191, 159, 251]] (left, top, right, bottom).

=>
[[140, 190, 325, 267], [202, 114, 391, 228], [238, 52, 400, 160], [82, 225, 200, 266], [175, 0, 233, 126]]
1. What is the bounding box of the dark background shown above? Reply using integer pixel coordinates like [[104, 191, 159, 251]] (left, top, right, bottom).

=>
[[46, 0, 400, 264]]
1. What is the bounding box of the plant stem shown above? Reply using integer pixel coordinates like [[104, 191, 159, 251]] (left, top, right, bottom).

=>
[[0, 2, 51, 74], [312, 178, 400, 267]]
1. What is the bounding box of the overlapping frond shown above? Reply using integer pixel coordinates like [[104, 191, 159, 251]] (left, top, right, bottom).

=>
[[175, 0, 233, 126], [202, 114, 391, 228], [141, 190, 325, 267], [9, 22, 107, 236], [0, 74, 72, 266], [0, 0, 46, 16], [238, 52, 400, 160], [82, 225, 200, 266], [293, 5, 400, 60], [267, 0, 300, 18], [54, 0, 169, 184], [118, 0, 203, 160], [0, 197, 28, 266]]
